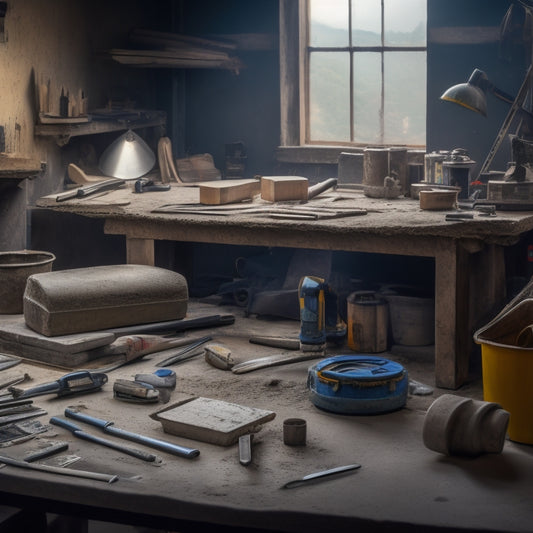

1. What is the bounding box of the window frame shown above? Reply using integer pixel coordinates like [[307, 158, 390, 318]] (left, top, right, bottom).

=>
[[279, 0, 427, 156]]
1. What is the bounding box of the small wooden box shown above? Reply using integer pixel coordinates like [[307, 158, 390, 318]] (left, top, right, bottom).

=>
[[261, 176, 309, 202]]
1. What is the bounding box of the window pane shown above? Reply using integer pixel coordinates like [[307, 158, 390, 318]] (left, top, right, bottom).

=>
[[384, 51, 426, 145], [310, 0, 349, 47], [353, 52, 382, 144], [384, 0, 426, 46], [351, 0, 382, 47], [309, 52, 350, 142]]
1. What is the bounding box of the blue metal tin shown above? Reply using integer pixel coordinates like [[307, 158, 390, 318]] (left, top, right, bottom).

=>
[[307, 355, 408, 414]]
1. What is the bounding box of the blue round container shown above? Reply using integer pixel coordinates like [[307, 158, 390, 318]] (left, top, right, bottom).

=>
[[307, 354, 408, 414]]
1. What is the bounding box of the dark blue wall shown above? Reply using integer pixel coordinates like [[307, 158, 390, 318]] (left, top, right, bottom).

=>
[[427, 1, 529, 178]]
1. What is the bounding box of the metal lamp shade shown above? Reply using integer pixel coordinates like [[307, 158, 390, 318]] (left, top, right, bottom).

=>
[[440, 68, 489, 116], [99, 130, 156, 179]]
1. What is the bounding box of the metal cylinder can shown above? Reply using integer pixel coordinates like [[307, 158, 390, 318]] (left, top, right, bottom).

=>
[[347, 291, 388, 353]]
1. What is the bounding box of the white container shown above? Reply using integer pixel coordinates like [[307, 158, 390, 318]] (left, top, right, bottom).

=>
[[381, 286, 434, 346]]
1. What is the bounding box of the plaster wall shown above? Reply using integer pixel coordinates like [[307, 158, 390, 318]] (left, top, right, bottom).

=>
[[0, 0, 164, 251]]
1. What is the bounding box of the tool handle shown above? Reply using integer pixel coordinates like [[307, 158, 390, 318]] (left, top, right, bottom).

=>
[[64, 409, 199, 459], [50, 417, 158, 463], [50, 416, 84, 433], [65, 408, 109, 429], [104, 425, 200, 459]]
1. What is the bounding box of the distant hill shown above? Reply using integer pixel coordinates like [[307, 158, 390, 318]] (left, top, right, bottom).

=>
[[308, 22, 426, 145]]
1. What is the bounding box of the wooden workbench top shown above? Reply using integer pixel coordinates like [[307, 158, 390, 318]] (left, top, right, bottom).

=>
[[35, 183, 533, 246]]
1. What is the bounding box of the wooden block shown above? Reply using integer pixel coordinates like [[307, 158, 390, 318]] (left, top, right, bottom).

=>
[[261, 176, 309, 202], [151, 396, 276, 446], [199, 179, 260, 205]]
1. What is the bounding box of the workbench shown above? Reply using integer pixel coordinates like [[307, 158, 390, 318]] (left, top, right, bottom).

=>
[[35, 184, 533, 390], [0, 301, 532, 533]]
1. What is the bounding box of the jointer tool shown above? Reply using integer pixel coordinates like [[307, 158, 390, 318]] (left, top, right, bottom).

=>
[[50, 417, 161, 463], [64, 408, 200, 459], [9, 371, 108, 400]]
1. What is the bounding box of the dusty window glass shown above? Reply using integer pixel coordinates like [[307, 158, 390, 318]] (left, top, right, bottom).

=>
[[306, 0, 427, 146]]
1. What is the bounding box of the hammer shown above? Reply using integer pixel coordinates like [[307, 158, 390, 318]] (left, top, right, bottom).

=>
[[134, 178, 171, 193]]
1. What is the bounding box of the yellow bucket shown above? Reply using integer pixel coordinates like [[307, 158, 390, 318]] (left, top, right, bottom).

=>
[[474, 298, 533, 444]]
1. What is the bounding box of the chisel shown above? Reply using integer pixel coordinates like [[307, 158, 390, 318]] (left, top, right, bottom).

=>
[[50, 417, 160, 463], [64, 408, 200, 459]]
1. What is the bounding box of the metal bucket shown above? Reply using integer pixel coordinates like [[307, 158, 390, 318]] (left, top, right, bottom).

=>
[[0, 250, 55, 314]]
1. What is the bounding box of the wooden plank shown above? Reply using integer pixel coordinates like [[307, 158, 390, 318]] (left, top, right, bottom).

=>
[[0, 315, 114, 353], [199, 179, 260, 205], [261, 176, 308, 202]]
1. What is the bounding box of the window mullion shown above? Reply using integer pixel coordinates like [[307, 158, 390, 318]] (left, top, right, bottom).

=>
[[380, 0, 385, 144], [349, 0, 354, 142]]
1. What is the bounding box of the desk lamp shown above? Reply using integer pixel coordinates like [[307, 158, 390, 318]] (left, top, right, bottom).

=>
[[440, 65, 533, 177], [440, 68, 515, 117]]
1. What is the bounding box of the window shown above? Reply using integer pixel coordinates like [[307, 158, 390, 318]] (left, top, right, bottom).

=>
[[280, 0, 427, 149]]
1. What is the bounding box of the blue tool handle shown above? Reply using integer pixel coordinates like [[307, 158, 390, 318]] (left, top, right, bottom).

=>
[[64, 409, 199, 459], [50, 417, 158, 462], [104, 425, 200, 459], [64, 408, 109, 429], [50, 416, 82, 433]]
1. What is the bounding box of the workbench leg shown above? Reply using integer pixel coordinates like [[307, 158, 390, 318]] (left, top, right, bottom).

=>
[[126, 238, 155, 266], [434, 242, 470, 389]]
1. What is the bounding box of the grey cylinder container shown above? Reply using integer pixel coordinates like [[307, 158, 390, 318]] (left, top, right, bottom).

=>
[[423, 394, 509, 457]]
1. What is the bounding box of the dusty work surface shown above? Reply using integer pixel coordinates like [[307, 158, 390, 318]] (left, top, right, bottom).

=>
[[0, 300, 532, 532], [35, 182, 533, 245]]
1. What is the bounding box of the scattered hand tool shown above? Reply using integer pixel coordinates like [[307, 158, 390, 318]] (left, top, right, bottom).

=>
[[64, 408, 200, 459], [24, 441, 69, 463], [113, 379, 160, 403], [0, 453, 117, 483], [232, 352, 323, 375], [9, 371, 108, 400], [204, 343, 234, 370], [282, 464, 361, 489], [238, 434, 253, 466], [249, 336, 300, 350], [156, 336, 212, 367], [0, 402, 47, 426], [0, 420, 48, 446], [134, 369, 176, 403], [0, 353, 21, 371], [0, 373, 30, 393], [108, 314, 235, 337], [50, 417, 160, 463], [55, 178, 124, 202], [134, 178, 171, 193], [306, 177, 338, 201]]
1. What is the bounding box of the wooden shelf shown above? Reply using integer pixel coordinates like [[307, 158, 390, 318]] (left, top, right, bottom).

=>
[[34, 110, 166, 146], [0, 157, 44, 184]]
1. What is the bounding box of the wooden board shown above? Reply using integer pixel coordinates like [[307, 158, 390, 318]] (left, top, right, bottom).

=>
[[199, 179, 260, 205], [151, 396, 276, 446], [0, 315, 114, 353], [260, 176, 308, 202]]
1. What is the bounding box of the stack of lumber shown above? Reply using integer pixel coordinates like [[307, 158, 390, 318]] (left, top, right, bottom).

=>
[[108, 29, 244, 72]]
